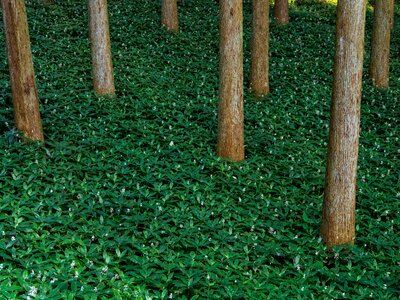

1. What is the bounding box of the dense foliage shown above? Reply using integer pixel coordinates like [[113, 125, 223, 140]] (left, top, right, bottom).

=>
[[0, 0, 399, 298]]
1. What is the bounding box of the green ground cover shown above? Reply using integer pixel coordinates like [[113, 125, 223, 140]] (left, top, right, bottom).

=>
[[0, 0, 399, 298]]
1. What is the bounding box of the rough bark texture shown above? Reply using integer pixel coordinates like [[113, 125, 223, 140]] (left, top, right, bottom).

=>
[[217, 0, 244, 162], [88, 0, 115, 96], [250, 0, 269, 97], [370, 0, 391, 89], [389, 0, 394, 29], [274, 0, 289, 25], [321, 0, 366, 246], [2, 0, 44, 142], [161, 0, 179, 32]]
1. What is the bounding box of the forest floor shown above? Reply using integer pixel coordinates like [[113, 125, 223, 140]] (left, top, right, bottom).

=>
[[0, 0, 399, 299]]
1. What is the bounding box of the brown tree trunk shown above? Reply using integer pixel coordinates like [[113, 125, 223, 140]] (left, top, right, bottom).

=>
[[389, 0, 394, 29], [88, 0, 115, 96], [2, 0, 44, 142], [370, 0, 391, 89], [250, 0, 269, 97], [161, 0, 179, 32], [217, 0, 244, 162], [274, 0, 289, 25], [321, 0, 366, 247]]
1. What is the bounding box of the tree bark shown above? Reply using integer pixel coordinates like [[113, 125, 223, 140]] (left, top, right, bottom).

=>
[[2, 0, 44, 142], [250, 0, 269, 97], [274, 0, 289, 25], [389, 0, 394, 29], [161, 0, 179, 32], [370, 0, 391, 89], [321, 0, 366, 246], [217, 0, 244, 162], [88, 0, 115, 96]]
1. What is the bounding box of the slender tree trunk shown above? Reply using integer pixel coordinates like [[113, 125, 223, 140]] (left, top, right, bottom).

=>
[[370, 0, 391, 89], [161, 0, 179, 32], [88, 0, 115, 96], [217, 0, 244, 162], [274, 0, 289, 25], [2, 0, 44, 142], [321, 0, 366, 246], [250, 0, 269, 97]]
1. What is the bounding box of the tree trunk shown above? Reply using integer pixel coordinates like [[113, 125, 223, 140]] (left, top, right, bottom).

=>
[[370, 0, 391, 89], [161, 0, 179, 32], [321, 0, 366, 247], [2, 0, 44, 142], [217, 0, 244, 162], [274, 0, 289, 25], [250, 0, 269, 97], [88, 0, 115, 96], [389, 0, 394, 29]]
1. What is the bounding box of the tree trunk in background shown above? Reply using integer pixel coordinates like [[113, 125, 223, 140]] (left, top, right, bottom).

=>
[[250, 0, 269, 97], [274, 0, 289, 25], [2, 0, 44, 142], [370, 0, 391, 89], [161, 0, 179, 32], [88, 0, 115, 96], [321, 0, 366, 247], [217, 0, 244, 162]]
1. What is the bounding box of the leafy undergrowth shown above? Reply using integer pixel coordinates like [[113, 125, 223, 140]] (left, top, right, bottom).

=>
[[0, 0, 399, 299]]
